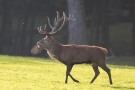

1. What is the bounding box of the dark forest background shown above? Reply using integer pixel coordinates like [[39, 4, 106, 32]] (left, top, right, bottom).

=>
[[0, 0, 135, 57]]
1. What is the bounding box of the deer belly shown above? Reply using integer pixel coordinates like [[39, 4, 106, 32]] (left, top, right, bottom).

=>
[[72, 55, 91, 64]]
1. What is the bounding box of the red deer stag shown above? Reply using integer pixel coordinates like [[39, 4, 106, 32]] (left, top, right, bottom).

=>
[[34, 11, 113, 85]]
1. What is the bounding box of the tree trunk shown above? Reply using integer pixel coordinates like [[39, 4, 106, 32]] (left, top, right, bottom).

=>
[[67, 0, 87, 44], [131, 0, 135, 55], [28, 9, 36, 55], [0, 0, 12, 54], [132, 21, 135, 55], [0, 0, 8, 53], [19, 1, 30, 55], [100, 0, 110, 52], [14, 14, 22, 55], [89, 0, 98, 45], [92, 0, 101, 46]]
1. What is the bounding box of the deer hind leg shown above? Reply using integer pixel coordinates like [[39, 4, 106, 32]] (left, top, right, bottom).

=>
[[99, 64, 113, 85], [90, 64, 100, 83], [65, 63, 79, 83], [69, 74, 79, 83]]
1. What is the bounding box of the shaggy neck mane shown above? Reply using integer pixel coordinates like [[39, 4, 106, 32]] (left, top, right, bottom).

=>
[[47, 39, 62, 60]]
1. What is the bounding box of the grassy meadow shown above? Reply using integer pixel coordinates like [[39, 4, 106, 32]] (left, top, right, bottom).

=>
[[0, 55, 135, 90]]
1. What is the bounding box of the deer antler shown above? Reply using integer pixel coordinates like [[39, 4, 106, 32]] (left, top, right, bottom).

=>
[[47, 11, 64, 34], [55, 12, 76, 32], [37, 24, 49, 34], [38, 11, 75, 35]]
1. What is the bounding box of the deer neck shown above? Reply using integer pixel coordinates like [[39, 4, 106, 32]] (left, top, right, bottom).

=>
[[47, 39, 62, 60]]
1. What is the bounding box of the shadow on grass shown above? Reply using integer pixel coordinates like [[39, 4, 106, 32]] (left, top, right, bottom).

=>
[[106, 57, 135, 67], [101, 85, 135, 90]]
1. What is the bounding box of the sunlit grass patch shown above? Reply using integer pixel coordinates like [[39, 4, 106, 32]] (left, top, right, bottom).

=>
[[0, 55, 135, 90]]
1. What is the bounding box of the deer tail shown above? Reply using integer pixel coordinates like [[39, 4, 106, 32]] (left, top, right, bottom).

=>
[[99, 47, 108, 55], [102, 48, 108, 55]]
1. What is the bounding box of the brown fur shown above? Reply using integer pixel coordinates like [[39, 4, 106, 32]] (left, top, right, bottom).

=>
[[36, 36, 112, 85], [47, 38, 107, 65], [35, 11, 112, 84]]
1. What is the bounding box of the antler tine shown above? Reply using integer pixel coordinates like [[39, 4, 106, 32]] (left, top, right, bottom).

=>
[[54, 11, 64, 27], [56, 12, 66, 31], [65, 13, 76, 21], [56, 11, 64, 22], [56, 12, 74, 31], [48, 11, 63, 34], [47, 11, 63, 34], [54, 18, 57, 27], [44, 24, 48, 33], [57, 12, 76, 31], [56, 11, 60, 22], [48, 11, 76, 34], [47, 17, 53, 30], [49, 12, 75, 34], [38, 25, 48, 34]]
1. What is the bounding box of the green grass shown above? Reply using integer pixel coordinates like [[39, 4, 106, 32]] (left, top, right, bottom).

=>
[[0, 55, 135, 90]]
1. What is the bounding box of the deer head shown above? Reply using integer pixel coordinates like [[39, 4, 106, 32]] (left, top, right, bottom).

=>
[[36, 11, 75, 50]]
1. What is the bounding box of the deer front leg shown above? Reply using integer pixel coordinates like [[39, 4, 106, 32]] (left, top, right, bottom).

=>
[[65, 63, 79, 83]]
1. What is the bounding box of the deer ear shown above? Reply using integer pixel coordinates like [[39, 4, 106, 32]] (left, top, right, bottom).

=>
[[45, 35, 53, 40]]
